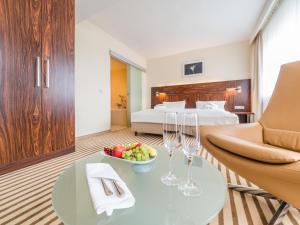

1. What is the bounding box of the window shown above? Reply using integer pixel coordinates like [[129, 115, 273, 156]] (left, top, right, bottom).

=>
[[262, 0, 300, 109]]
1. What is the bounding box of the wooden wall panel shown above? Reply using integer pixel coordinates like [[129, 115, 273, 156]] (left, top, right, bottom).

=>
[[151, 79, 251, 112]]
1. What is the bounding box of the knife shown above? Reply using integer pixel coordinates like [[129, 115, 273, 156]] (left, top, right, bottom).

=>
[[111, 179, 125, 197]]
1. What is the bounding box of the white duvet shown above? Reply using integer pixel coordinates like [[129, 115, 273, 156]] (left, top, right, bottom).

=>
[[131, 108, 239, 126]]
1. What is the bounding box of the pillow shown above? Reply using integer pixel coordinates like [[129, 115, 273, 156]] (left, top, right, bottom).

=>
[[163, 101, 186, 109], [196, 101, 225, 110], [154, 104, 167, 110], [197, 102, 218, 110]]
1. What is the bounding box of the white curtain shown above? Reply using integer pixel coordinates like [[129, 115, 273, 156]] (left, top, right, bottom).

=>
[[262, 0, 300, 109], [251, 33, 263, 121]]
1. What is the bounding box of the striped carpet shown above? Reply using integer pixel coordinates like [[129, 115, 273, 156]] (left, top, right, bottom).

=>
[[0, 129, 299, 225]]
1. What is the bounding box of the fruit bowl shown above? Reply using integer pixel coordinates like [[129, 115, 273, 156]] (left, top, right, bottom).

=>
[[101, 143, 157, 165]]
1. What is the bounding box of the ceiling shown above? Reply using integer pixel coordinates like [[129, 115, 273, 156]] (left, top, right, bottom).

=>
[[76, 0, 267, 59]]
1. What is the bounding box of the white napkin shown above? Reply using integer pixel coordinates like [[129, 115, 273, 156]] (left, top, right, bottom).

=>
[[86, 163, 135, 216]]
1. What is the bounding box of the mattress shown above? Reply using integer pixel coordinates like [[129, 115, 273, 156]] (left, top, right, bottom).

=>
[[131, 108, 239, 126]]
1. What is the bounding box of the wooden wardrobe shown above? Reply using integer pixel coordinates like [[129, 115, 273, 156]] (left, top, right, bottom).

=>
[[0, 0, 75, 174]]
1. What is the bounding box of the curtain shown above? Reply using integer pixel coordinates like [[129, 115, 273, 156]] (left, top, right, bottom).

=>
[[251, 33, 263, 121], [262, 0, 300, 109]]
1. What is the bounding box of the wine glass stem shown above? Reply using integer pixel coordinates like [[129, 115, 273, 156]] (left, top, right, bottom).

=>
[[168, 150, 174, 176], [187, 157, 193, 184]]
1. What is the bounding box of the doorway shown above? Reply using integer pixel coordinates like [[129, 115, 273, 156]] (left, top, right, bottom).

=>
[[110, 56, 143, 131], [110, 57, 128, 131]]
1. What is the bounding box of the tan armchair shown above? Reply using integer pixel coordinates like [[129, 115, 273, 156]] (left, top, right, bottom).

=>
[[200, 61, 300, 225]]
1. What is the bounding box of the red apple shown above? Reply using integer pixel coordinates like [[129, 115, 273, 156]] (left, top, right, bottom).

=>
[[112, 145, 125, 158]]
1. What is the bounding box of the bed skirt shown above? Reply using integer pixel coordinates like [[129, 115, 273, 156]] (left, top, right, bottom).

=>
[[131, 122, 197, 136]]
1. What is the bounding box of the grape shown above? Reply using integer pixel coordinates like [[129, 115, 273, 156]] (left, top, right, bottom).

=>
[[126, 150, 132, 157], [141, 147, 148, 155], [104, 147, 113, 156], [136, 153, 142, 161], [119, 143, 154, 161]]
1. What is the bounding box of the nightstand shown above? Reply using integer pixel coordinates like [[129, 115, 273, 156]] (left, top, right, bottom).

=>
[[233, 112, 255, 123]]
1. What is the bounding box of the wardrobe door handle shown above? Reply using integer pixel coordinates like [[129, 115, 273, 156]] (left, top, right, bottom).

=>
[[45, 59, 50, 88], [36, 57, 41, 87]]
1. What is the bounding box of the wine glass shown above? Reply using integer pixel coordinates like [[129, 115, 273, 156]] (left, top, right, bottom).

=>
[[161, 112, 180, 186], [178, 112, 202, 196]]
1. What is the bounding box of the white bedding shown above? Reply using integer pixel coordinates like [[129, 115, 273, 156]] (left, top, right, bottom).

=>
[[131, 108, 239, 126]]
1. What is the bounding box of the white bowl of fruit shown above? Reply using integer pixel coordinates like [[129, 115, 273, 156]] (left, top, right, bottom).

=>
[[102, 143, 157, 164]]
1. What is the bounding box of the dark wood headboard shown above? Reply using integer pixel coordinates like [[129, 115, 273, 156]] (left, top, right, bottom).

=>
[[151, 79, 251, 112]]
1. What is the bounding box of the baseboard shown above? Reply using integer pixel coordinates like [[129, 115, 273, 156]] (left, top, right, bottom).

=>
[[0, 146, 75, 175], [76, 130, 112, 141], [76, 125, 134, 141]]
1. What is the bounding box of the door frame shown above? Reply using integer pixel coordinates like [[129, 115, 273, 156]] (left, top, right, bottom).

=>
[[109, 50, 146, 72]]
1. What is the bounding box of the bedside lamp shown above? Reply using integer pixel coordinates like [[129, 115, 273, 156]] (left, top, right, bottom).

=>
[[155, 91, 166, 97], [226, 86, 242, 94]]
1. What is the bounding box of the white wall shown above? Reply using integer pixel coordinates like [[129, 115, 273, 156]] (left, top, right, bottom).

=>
[[75, 20, 146, 137], [146, 41, 251, 107]]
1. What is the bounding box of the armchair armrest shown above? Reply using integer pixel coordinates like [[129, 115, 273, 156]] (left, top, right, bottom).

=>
[[200, 122, 264, 144]]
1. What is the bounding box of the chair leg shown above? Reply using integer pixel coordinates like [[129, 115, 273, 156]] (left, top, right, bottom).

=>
[[268, 201, 290, 225], [228, 184, 277, 199], [228, 184, 290, 225]]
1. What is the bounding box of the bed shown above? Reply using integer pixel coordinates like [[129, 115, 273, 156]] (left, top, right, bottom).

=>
[[132, 79, 251, 135], [131, 108, 239, 135]]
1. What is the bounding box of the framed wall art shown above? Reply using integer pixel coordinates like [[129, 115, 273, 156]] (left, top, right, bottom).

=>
[[182, 60, 204, 77]]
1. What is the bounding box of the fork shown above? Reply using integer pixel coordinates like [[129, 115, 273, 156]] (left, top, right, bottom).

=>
[[100, 178, 113, 196]]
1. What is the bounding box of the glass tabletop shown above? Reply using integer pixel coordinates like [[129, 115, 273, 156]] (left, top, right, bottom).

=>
[[52, 146, 227, 225]]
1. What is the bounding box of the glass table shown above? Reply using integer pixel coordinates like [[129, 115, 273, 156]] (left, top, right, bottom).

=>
[[52, 146, 227, 225]]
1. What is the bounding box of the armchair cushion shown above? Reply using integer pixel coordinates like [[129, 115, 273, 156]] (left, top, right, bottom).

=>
[[207, 133, 300, 164], [264, 127, 300, 152]]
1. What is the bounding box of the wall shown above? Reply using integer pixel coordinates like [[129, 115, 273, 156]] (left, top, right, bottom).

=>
[[146, 41, 251, 107], [75, 20, 146, 137]]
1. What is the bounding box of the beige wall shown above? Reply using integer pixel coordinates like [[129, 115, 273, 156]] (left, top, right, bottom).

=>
[[75, 20, 146, 137], [146, 41, 251, 107]]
